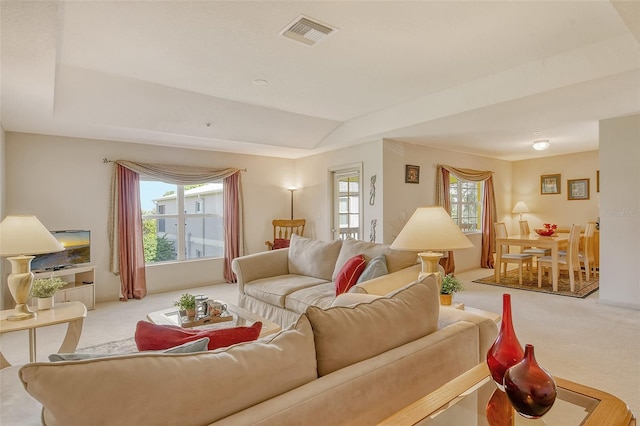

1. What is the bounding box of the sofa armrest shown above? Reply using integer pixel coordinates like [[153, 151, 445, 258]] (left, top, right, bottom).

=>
[[438, 307, 499, 363], [232, 249, 290, 295], [351, 264, 422, 296]]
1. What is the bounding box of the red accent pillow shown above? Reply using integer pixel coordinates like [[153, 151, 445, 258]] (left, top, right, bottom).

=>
[[134, 320, 262, 351], [272, 238, 291, 249], [335, 254, 367, 295]]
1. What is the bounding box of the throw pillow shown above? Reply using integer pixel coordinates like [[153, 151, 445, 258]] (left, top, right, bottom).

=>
[[134, 320, 262, 351], [355, 254, 388, 284], [288, 234, 343, 280], [48, 337, 210, 362], [330, 292, 383, 307], [332, 238, 389, 280], [306, 274, 439, 376], [271, 238, 290, 249], [334, 254, 366, 295]]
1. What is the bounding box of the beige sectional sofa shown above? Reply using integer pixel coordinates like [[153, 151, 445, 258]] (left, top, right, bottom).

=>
[[2, 274, 498, 426], [233, 235, 425, 328]]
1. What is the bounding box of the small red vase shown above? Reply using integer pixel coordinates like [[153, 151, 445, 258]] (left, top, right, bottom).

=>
[[486, 293, 524, 390], [504, 344, 557, 419]]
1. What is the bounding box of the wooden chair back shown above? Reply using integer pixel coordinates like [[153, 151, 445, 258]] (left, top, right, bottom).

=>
[[494, 222, 511, 254], [519, 220, 530, 236], [265, 219, 306, 249]]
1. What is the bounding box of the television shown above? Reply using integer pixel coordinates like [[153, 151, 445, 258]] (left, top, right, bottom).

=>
[[31, 230, 91, 272]]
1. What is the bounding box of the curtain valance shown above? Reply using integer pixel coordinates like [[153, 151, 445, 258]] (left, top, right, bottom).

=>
[[114, 160, 241, 185]]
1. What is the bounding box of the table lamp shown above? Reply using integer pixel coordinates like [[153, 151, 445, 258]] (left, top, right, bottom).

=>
[[512, 201, 530, 221], [0, 216, 64, 321], [390, 206, 473, 288]]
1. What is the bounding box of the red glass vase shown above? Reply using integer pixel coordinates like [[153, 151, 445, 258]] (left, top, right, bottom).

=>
[[486, 388, 514, 426], [504, 344, 557, 418], [486, 293, 524, 390]]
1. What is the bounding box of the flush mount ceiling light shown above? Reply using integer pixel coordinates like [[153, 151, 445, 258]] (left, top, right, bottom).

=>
[[533, 140, 550, 151]]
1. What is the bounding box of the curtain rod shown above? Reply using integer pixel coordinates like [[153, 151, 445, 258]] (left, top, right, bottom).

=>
[[102, 158, 246, 172]]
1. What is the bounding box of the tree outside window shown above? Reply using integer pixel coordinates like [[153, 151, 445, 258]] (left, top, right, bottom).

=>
[[449, 176, 483, 232]]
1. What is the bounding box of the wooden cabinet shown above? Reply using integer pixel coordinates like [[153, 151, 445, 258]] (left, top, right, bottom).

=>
[[33, 265, 95, 310]]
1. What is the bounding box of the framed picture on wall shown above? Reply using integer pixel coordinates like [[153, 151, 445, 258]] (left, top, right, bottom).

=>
[[405, 165, 420, 184], [568, 178, 590, 200], [540, 174, 561, 194]]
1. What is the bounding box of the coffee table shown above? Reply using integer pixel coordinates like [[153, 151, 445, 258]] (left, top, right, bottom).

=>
[[0, 301, 87, 368], [147, 302, 281, 338], [379, 362, 635, 425]]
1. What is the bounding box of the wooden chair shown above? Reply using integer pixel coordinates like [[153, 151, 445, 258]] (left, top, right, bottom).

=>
[[494, 222, 534, 285], [559, 222, 597, 280], [537, 224, 583, 292], [265, 219, 306, 250], [519, 220, 551, 258]]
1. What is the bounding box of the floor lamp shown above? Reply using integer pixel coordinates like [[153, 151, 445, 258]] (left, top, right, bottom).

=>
[[0, 216, 64, 321], [390, 206, 473, 290]]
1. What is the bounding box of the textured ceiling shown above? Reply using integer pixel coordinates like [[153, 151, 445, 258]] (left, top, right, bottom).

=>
[[1, 1, 639, 160]]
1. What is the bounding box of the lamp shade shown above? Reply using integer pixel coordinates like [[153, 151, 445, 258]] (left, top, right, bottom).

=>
[[0, 215, 64, 256], [512, 202, 530, 215], [390, 206, 473, 251]]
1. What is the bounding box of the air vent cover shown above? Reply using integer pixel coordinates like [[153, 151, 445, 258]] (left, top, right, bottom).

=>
[[280, 15, 337, 47]]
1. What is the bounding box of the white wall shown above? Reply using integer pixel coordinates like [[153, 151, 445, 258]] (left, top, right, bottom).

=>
[[0, 125, 6, 308], [599, 114, 640, 309], [4, 133, 295, 303], [512, 151, 599, 233], [381, 139, 513, 272]]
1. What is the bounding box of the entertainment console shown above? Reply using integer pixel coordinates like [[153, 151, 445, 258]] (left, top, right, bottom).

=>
[[33, 265, 95, 310]]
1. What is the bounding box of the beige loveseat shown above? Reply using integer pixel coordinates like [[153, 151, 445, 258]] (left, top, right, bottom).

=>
[[2, 274, 498, 426], [233, 235, 425, 328]]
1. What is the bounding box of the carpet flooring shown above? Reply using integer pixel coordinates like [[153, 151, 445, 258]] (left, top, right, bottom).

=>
[[473, 268, 599, 298], [76, 337, 138, 354]]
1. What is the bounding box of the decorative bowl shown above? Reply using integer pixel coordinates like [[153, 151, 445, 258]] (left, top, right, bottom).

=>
[[534, 228, 555, 237]]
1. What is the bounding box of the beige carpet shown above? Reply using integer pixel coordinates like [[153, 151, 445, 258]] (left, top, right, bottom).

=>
[[473, 268, 599, 298]]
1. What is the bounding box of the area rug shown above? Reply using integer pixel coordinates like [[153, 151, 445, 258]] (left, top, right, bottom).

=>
[[76, 337, 137, 354], [473, 268, 599, 298]]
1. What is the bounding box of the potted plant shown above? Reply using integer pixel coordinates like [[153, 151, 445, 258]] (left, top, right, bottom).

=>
[[31, 277, 67, 310], [440, 274, 464, 305], [174, 293, 196, 319]]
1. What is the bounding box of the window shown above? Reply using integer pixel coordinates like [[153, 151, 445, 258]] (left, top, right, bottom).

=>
[[449, 176, 483, 232], [332, 166, 362, 240], [140, 181, 224, 264]]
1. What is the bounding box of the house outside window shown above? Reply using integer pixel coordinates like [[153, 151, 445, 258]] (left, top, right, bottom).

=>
[[140, 181, 224, 264], [449, 176, 483, 232]]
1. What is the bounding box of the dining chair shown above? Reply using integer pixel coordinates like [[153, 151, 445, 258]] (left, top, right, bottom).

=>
[[559, 222, 597, 280], [519, 220, 551, 258], [265, 219, 306, 250], [537, 224, 583, 292], [494, 222, 534, 285]]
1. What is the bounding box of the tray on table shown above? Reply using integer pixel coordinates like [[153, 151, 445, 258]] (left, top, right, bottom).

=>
[[178, 312, 233, 328]]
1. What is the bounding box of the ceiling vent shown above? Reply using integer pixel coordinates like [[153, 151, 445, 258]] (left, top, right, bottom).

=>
[[280, 15, 337, 47]]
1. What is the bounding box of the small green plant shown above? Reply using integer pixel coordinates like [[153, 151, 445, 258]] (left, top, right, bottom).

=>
[[174, 293, 196, 311], [441, 274, 464, 295], [31, 277, 67, 298]]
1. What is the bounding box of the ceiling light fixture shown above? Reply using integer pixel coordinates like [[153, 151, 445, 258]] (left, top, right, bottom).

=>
[[533, 140, 550, 151]]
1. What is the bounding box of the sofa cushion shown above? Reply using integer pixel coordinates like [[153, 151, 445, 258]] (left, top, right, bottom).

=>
[[245, 274, 330, 308], [306, 274, 439, 376], [356, 254, 388, 284], [134, 320, 262, 351], [332, 238, 418, 280], [19, 315, 318, 426], [288, 234, 343, 281], [285, 282, 336, 314], [331, 292, 383, 307], [335, 254, 367, 295], [48, 337, 210, 362]]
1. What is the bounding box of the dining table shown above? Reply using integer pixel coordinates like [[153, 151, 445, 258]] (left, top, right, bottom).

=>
[[495, 232, 570, 291]]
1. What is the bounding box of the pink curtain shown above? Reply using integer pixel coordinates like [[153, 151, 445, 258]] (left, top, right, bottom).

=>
[[439, 168, 455, 274], [481, 176, 497, 268], [223, 172, 241, 282], [116, 165, 147, 300]]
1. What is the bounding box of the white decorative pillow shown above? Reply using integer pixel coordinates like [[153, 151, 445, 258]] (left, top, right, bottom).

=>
[[332, 238, 388, 280], [355, 254, 388, 284], [48, 337, 210, 362], [288, 234, 343, 281], [306, 274, 439, 376]]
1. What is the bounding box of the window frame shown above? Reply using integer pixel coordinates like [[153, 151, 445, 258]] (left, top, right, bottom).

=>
[[449, 176, 483, 233]]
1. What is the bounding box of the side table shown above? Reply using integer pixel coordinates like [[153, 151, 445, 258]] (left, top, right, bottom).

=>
[[0, 301, 87, 368]]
